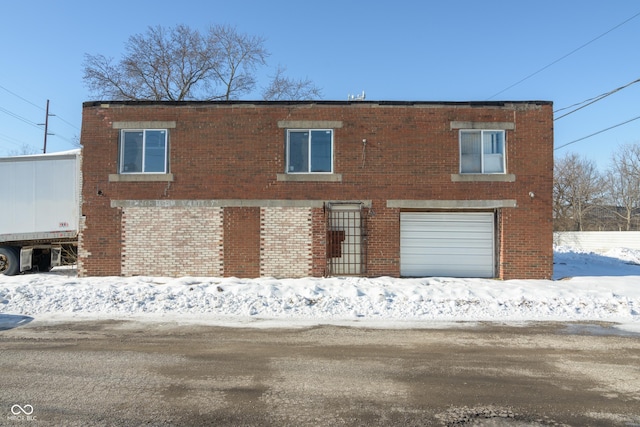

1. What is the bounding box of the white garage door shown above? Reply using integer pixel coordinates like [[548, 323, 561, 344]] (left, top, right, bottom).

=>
[[400, 212, 495, 278]]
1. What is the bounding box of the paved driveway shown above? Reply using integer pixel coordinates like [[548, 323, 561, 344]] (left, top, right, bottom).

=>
[[1, 320, 639, 426]]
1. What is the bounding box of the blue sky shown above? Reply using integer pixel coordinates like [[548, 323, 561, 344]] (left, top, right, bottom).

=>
[[1, 1, 639, 170]]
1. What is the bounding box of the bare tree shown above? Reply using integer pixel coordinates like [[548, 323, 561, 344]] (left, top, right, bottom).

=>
[[262, 65, 323, 101], [211, 25, 270, 100], [83, 24, 269, 101], [553, 153, 604, 231], [603, 143, 640, 230]]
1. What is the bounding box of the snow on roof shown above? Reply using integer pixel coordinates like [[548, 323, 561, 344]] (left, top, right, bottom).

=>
[[0, 148, 80, 161]]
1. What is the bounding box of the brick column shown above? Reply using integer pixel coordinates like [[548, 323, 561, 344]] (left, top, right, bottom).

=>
[[224, 207, 261, 277]]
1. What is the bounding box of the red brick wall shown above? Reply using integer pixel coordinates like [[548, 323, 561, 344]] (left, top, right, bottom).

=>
[[78, 196, 122, 276], [500, 107, 554, 279], [311, 207, 328, 277], [367, 202, 401, 277], [79, 101, 553, 279], [224, 207, 260, 277]]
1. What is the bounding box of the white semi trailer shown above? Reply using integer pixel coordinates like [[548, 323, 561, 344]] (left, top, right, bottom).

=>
[[0, 150, 80, 275]]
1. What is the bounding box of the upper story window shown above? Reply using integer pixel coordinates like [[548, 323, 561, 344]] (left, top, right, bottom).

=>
[[120, 129, 168, 174], [460, 130, 505, 174], [286, 129, 333, 173]]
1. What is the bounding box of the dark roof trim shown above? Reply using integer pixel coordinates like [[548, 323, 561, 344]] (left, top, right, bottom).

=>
[[83, 100, 552, 108]]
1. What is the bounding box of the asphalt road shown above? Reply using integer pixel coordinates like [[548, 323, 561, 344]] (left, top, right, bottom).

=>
[[0, 320, 639, 426]]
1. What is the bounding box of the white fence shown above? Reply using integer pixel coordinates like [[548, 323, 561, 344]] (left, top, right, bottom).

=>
[[554, 231, 640, 252]]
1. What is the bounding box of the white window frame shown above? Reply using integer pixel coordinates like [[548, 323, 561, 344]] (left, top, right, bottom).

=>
[[286, 129, 334, 174], [119, 129, 168, 174], [459, 129, 506, 174]]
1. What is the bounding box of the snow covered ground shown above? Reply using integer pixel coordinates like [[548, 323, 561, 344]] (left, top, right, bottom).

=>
[[1, 246, 639, 332]]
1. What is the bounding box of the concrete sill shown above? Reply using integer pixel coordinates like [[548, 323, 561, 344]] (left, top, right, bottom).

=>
[[451, 173, 516, 182], [277, 173, 342, 182], [109, 173, 174, 182]]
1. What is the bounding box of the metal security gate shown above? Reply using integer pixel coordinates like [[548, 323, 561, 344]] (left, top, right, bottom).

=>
[[326, 203, 367, 275], [400, 212, 495, 278]]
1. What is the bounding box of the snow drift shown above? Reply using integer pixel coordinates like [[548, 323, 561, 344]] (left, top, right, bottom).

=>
[[1, 246, 639, 332]]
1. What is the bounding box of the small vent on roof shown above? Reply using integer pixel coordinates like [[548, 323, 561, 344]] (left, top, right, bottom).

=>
[[347, 91, 366, 101]]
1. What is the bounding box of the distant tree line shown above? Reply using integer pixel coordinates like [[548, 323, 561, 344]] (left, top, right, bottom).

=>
[[554, 142, 640, 231]]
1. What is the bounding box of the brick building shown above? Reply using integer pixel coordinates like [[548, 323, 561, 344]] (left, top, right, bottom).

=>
[[79, 100, 553, 279]]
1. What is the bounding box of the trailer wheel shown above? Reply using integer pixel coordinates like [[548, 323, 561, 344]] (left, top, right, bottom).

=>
[[0, 247, 20, 276]]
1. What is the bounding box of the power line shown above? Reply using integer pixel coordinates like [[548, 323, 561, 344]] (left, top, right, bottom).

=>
[[54, 115, 81, 131], [0, 106, 42, 130], [0, 103, 79, 151], [554, 77, 640, 120], [0, 93, 80, 153], [0, 84, 80, 131], [0, 84, 43, 110], [554, 114, 640, 151], [488, 10, 640, 100], [52, 133, 80, 147], [0, 132, 30, 147]]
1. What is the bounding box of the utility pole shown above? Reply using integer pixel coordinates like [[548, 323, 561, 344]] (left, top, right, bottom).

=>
[[39, 99, 55, 153]]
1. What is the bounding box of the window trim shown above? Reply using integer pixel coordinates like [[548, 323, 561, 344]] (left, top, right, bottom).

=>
[[285, 129, 334, 174], [459, 129, 506, 174], [119, 129, 169, 174]]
